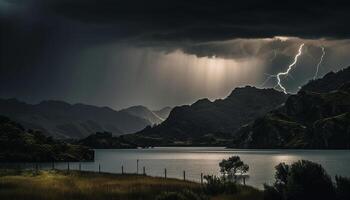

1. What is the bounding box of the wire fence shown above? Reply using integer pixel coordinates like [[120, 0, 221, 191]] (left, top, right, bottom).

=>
[[0, 161, 208, 184]]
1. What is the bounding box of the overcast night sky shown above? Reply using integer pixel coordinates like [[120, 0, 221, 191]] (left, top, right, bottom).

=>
[[1, 0, 350, 110]]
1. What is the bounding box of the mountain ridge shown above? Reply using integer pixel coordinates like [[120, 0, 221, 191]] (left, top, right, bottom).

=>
[[0, 99, 154, 139], [231, 66, 350, 149], [130, 86, 289, 146], [120, 105, 166, 125]]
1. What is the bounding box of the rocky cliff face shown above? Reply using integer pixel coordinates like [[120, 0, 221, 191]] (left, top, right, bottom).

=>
[[231, 81, 350, 149], [300, 67, 350, 93]]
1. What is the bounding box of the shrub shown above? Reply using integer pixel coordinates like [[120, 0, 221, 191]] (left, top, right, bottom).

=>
[[335, 176, 350, 200], [263, 184, 283, 200], [203, 175, 238, 195], [285, 160, 335, 200], [264, 160, 336, 200]]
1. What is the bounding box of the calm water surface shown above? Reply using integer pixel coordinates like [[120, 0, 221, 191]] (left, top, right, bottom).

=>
[[11, 147, 350, 189]]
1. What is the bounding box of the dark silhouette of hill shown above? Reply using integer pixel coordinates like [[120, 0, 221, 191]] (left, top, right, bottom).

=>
[[300, 66, 350, 93], [78, 132, 136, 149], [0, 99, 150, 139], [0, 116, 94, 162], [232, 67, 350, 149], [130, 86, 288, 146]]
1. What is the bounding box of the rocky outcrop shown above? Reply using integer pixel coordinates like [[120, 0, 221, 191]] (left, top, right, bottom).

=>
[[231, 81, 350, 149]]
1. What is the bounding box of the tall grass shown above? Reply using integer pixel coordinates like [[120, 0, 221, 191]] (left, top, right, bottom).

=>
[[0, 170, 262, 200], [0, 170, 200, 200]]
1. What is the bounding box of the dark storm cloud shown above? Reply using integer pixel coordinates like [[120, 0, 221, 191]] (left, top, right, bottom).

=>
[[1, 0, 350, 109], [46, 0, 350, 40], [2, 0, 350, 60], [3, 0, 350, 42]]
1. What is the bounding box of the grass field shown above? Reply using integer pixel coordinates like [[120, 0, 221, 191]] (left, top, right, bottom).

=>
[[0, 170, 263, 200]]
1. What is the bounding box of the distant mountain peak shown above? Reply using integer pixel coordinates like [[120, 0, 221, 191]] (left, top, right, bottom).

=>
[[0, 99, 150, 139], [192, 98, 212, 106], [231, 66, 350, 149], [152, 106, 172, 120], [38, 100, 71, 108], [300, 66, 350, 93], [228, 85, 283, 98], [121, 105, 165, 125], [135, 86, 288, 143]]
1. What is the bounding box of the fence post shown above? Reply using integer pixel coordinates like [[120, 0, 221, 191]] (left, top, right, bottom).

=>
[[201, 173, 203, 184], [183, 170, 186, 181], [35, 163, 38, 173], [67, 162, 70, 172], [164, 168, 167, 179], [143, 166, 146, 175], [99, 164, 101, 173], [136, 159, 139, 174], [122, 165, 124, 174], [79, 163, 81, 171], [52, 162, 55, 170]]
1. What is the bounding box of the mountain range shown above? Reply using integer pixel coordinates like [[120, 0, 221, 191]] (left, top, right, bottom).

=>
[[0, 99, 171, 139], [128, 86, 289, 146], [2, 66, 349, 149], [123, 66, 350, 148], [231, 67, 350, 149]]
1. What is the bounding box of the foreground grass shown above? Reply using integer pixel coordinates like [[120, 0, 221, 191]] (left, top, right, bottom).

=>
[[0, 170, 262, 200]]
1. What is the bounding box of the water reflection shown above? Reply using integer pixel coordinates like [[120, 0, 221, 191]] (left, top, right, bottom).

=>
[[1, 148, 350, 189]]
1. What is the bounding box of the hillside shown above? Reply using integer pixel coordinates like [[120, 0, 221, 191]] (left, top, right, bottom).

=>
[[129, 86, 288, 146], [0, 116, 94, 162], [0, 99, 150, 139], [120, 105, 165, 125], [78, 132, 137, 149], [231, 67, 350, 149], [153, 107, 172, 120], [300, 66, 350, 93]]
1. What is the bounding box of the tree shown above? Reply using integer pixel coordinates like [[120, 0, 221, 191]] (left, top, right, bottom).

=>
[[264, 160, 336, 200], [219, 156, 249, 183], [286, 160, 335, 200], [335, 175, 350, 200], [273, 163, 289, 193]]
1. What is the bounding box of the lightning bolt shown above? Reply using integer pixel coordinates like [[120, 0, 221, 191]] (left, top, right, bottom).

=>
[[276, 43, 304, 94], [313, 46, 325, 80], [260, 43, 305, 93]]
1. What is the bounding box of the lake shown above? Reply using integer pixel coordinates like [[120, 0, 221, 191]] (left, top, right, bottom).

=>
[[7, 147, 350, 189]]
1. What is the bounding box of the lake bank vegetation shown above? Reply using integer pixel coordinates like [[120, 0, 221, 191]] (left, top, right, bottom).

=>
[[1, 156, 348, 200], [0, 116, 94, 162], [0, 169, 262, 200]]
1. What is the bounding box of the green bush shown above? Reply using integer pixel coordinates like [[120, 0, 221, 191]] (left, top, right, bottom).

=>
[[335, 176, 350, 200], [264, 160, 338, 200]]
